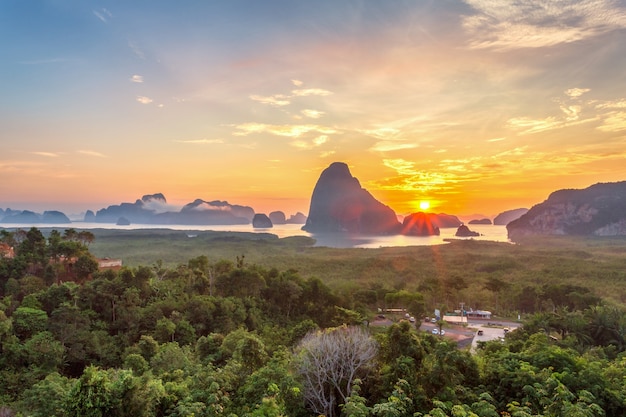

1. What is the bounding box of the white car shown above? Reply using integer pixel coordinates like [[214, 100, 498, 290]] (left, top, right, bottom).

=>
[[432, 328, 445, 336], [432, 328, 439, 335]]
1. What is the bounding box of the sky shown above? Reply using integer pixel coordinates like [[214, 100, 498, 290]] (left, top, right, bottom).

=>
[[2, 0, 626, 219]]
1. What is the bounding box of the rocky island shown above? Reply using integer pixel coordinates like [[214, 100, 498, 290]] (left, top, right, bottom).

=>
[[507, 181, 626, 241]]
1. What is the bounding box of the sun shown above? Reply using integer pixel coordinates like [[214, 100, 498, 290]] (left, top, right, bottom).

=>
[[418, 200, 430, 210]]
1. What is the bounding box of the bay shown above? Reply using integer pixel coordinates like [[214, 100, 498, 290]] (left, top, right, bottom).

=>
[[1, 221, 510, 248]]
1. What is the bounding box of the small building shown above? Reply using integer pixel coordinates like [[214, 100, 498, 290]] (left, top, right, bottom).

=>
[[0, 242, 15, 259], [465, 309, 492, 319], [98, 257, 123, 270]]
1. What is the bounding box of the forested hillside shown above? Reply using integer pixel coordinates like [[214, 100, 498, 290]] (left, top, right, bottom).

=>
[[1, 227, 626, 416]]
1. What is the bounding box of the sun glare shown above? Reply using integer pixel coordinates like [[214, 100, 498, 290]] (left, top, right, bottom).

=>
[[419, 200, 430, 210]]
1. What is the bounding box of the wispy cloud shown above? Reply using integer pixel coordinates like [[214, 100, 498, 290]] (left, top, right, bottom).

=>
[[250, 94, 290, 107], [462, 0, 626, 50], [232, 122, 337, 138], [597, 112, 626, 132], [507, 89, 626, 134], [565, 88, 591, 98], [506, 88, 599, 134], [250, 85, 333, 109], [93, 8, 112, 23], [130, 75, 144, 83], [136, 96, 153, 104], [19, 58, 76, 65], [128, 41, 145, 60], [375, 158, 464, 195], [370, 141, 419, 152], [291, 88, 333, 97], [78, 150, 106, 157], [32, 152, 60, 158], [175, 139, 224, 144], [301, 109, 325, 119]]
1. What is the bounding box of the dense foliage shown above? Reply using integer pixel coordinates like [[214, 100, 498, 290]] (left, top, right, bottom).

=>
[[1, 227, 626, 416]]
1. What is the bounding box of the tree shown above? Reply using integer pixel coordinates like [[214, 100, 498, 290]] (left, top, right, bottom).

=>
[[21, 372, 73, 417], [74, 254, 99, 282], [295, 326, 378, 417], [11, 306, 48, 340], [484, 276, 509, 313]]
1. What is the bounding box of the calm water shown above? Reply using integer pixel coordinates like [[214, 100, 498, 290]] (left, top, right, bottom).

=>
[[0, 221, 510, 248]]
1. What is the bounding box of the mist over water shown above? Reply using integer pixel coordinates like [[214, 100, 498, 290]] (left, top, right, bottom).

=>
[[0, 222, 510, 248]]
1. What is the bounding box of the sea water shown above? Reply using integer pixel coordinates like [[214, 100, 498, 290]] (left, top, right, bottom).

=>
[[0, 222, 510, 248]]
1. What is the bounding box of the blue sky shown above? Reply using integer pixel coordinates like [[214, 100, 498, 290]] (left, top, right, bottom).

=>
[[2, 0, 626, 217]]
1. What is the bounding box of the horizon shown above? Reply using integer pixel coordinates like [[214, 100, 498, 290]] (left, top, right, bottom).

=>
[[2, 2, 626, 218]]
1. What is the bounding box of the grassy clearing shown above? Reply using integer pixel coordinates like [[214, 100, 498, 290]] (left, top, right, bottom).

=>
[[85, 228, 626, 310]]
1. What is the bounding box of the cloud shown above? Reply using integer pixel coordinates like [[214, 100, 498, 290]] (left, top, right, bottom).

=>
[[597, 112, 626, 132], [313, 135, 329, 146], [175, 139, 224, 144], [560, 105, 582, 122], [292, 79, 303, 87], [128, 41, 145, 60], [250, 94, 290, 107], [136, 96, 153, 104], [595, 99, 626, 110], [249, 84, 333, 109], [370, 141, 419, 152], [131, 75, 144, 83], [77, 150, 106, 157], [506, 116, 563, 134], [189, 202, 233, 212], [232, 122, 337, 138], [375, 158, 463, 194], [142, 200, 182, 214], [506, 89, 602, 134], [301, 109, 325, 119], [19, 58, 75, 65], [462, 0, 626, 50], [32, 152, 60, 158], [507, 90, 626, 134], [93, 8, 112, 23], [565, 88, 591, 98], [291, 88, 333, 97]]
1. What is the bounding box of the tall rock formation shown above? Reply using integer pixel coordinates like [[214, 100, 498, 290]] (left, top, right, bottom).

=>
[[252, 213, 273, 228], [401, 212, 440, 236], [493, 208, 528, 225], [302, 162, 401, 234], [507, 181, 626, 241], [269, 211, 286, 224]]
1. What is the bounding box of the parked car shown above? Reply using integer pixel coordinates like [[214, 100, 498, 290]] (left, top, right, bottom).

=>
[[477, 330, 484, 336], [432, 328, 439, 335]]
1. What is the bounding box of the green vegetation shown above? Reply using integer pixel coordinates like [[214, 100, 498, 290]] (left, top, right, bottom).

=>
[[1, 227, 626, 416]]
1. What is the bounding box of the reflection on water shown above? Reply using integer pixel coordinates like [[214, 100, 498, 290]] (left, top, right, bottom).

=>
[[0, 222, 510, 248], [312, 224, 510, 248]]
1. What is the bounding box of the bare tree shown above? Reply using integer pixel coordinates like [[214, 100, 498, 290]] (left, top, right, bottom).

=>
[[294, 325, 378, 417]]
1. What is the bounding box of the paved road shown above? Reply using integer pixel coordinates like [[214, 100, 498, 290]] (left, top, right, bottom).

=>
[[417, 319, 521, 352], [467, 320, 521, 352]]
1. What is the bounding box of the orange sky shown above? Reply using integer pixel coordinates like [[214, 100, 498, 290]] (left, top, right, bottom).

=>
[[2, 1, 626, 219]]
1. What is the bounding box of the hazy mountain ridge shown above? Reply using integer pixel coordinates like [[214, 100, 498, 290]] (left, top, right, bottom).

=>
[[0, 194, 306, 226], [507, 181, 626, 241], [493, 208, 528, 225]]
